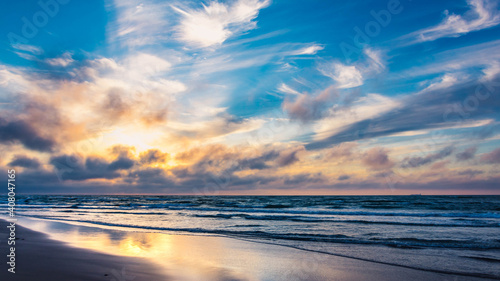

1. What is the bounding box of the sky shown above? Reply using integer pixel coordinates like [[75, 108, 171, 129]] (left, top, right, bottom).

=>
[[0, 0, 499, 195]]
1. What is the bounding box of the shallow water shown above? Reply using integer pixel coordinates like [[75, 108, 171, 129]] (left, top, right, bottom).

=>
[[3, 195, 500, 278]]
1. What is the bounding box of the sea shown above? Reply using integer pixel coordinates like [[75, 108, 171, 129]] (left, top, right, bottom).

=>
[[3, 195, 500, 279]]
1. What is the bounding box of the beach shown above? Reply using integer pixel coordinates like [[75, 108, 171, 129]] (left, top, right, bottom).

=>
[[1, 217, 496, 281], [0, 219, 167, 281]]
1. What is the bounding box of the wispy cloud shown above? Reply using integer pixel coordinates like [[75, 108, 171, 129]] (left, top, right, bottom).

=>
[[12, 44, 42, 55], [172, 0, 270, 48], [45, 52, 74, 67], [319, 63, 363, 89], [401, 146, 454, 168], [108, 0, 172, 47], [398, 39, 500, 78], [318, 48, 385, 89], [406, 0, 500, 44], [277, 83, 301, 95], [293, 44, 324, 55]]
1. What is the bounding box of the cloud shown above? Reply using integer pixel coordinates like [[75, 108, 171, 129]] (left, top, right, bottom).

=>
[[50, 154, 120, 181], [139, 149, 169, 165], [318, 48, 385, 89], [283, 173, 324, 185], [401, 40, 500, 78], [69, 54, 183, 126], [294, 44, 324, 55], [12, 44, 42, 55], [165, 144, 312, 191], [401, 146, 454, 168], [109, 145, 136, 158], [456, 146, 477, 161], [457, 169, 484, 177], [108, 156, 135, 170], [278, 83, 301, 95], [168, 113, 263, 141], [50, 152, 136, 181], [480, 147, 500, 164], [324, 142, 358, 160], [0, 118, 56, 152], [311, 93, 400, 146], [361, 48, 385, 74], [8, 155, 41, 169], [337, 174, 350, 181], [172, 0, 270, 48], [100, 89, 132, 122], [320, 62, 363, 89], [108, 0, 172, 47], [282, 86, 336, 122], [127, 167, 174, 186], [11, 44, 43, 60], [306, 71, 500, 150], [174, 144, 281, 175], [276, 146, 304, 167], [408, 0, 500, 43], [45, 52, 74, 67], [362, 147, 394, 170]]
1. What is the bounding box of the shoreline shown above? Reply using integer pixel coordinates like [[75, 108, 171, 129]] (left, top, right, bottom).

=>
[[12, 215, 500, 280], [1, 217, 498, 281], [0, 219, 169, 281]]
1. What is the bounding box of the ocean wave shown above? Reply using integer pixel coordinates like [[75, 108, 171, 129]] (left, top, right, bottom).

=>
[[10, 202, 500, 220], [190, 213, 500, 227], [18, 215, 500, 250]]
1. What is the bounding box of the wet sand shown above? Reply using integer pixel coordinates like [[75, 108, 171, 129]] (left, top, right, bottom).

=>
[[0, 219, 168, 281], [0, 218, 495, 281]]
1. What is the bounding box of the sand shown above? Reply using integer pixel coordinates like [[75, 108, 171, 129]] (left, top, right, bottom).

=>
[[0, 218, 496, 281], [0, 219, 168, 281]]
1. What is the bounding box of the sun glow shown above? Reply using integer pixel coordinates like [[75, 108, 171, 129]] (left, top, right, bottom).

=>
[[104, 125, 166, 153]]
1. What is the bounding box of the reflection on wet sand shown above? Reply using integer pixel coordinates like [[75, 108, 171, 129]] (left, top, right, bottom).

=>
[[19, 217, 481, 281], [22, 218, 264, 280]]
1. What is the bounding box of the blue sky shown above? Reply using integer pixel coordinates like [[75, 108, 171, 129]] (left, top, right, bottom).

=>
[[1, 0, 500, 194]]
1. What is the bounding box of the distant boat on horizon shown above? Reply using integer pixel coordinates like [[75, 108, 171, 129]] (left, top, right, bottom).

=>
[[410, 194, 422, 196]]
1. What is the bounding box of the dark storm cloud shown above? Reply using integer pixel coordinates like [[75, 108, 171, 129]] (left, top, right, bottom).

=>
[[401, 146, 454, 168], [0, 118, 56, 152], [231, 175, 279, 187], [85, 157, 110, 171], [338, 175, 350, 180], [127, 168, 176, 186], [8, 155, 41, 169], [237, 150, 281, 170], [108, 157, 135, 170], [283, 173, 324, 185], [139, 149, 169, 164], [49, 154, 135, 181], [305, 75, 500, 150], [4, 168, 60, 187], [456, 146, 477, 161]]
